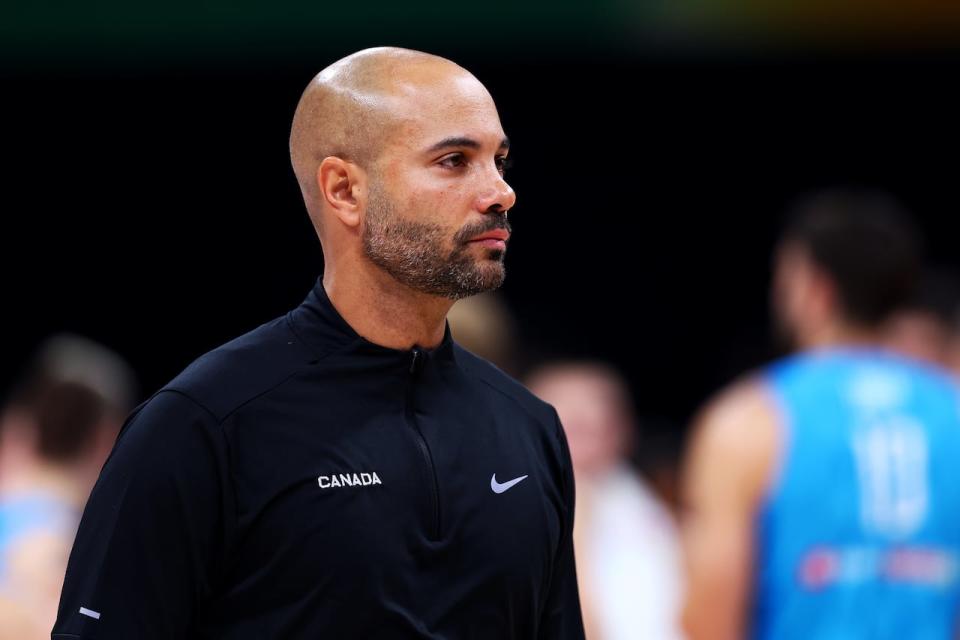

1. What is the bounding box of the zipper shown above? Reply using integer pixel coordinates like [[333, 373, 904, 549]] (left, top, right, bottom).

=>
[[406, 347, 441, 539]]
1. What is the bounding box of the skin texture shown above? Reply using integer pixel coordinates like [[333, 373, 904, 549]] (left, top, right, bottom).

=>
[[680, 245, 880, 640], [289, 47, 516, 350]]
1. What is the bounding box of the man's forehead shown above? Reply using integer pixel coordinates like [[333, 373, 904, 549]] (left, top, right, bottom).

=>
[[377, 111, 504, 153], [396, 77, 502, 123], [393, 109, 508, 152]]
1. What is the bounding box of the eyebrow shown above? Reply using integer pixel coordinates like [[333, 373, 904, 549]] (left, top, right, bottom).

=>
[[425, 136, 511, 154]]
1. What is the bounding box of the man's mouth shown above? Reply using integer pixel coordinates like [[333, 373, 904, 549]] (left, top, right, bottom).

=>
[[467, 229, 510, 249]]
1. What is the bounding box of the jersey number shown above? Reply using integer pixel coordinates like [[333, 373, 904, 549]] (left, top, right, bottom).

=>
[[851, 417, 929, 539]]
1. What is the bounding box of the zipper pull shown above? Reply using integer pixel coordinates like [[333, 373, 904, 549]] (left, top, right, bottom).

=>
[[410, 348, 424, 374]]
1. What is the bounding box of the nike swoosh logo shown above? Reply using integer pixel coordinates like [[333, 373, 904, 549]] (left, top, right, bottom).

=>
[[491, 473, 528, 494]]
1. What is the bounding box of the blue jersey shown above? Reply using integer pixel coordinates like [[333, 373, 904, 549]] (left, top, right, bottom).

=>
[[0, 491, 78, 590], [754, 349, 960, 639]]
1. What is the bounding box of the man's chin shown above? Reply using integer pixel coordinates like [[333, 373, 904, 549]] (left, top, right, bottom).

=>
[[448, 263, 506, 300], [476, 257, 506, 280]]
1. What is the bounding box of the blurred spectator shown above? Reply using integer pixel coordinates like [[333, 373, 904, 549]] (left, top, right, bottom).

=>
[[0, 335, 136, 640], [682, 189, 960, 639], [885, 268, 960, 371], [527, 362, 684, 640], [447, 291, 520, 376]]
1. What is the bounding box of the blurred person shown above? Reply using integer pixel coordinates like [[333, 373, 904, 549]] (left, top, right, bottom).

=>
[[528, 362, 685, 640], [446, 290, 520, 375], [0, 334, 135, 640], [682, 189, 960, 639], [885, 269, 960, 371], [53, 47, 585, 639]]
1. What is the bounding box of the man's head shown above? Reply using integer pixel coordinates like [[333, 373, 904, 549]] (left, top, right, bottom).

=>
[[1, 334, 136, 469], [526, 362, 636, 479], [772, 189, 922, 349], [885, 269, 960, 368], [289, 47, 516, 300], [446, 291, 519, 373]]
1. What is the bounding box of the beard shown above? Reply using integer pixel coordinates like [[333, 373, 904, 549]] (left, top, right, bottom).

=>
[[361, 188, 510, 300]]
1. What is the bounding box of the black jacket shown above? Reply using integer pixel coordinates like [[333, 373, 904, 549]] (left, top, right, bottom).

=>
[[53, 280, 585, 639]]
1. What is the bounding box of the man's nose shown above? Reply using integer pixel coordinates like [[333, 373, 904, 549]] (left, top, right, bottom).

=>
[[477, 172, 517, 214]]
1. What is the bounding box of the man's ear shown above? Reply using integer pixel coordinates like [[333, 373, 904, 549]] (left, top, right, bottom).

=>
[[317, 157, 366, 229]]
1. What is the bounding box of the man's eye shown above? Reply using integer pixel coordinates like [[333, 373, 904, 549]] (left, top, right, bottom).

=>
[[495, 156, 512, 175], [439, 154, 466, 169]]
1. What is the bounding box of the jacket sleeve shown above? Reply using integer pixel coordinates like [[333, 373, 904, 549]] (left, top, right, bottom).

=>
[[538, 411, 586, 640], [51, 390, 233, 639]]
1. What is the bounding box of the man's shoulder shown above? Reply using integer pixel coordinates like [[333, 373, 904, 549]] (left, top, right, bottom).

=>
[[454, 344, 557, 428], [687, 375, 780, 506], [163, 314, 315, 422], [694, 374, 778, 450]]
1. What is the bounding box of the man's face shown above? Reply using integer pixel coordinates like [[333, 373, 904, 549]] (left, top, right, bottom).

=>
[[530, 371, 631, 478], [361, 73, 516, 300], [772, 244, 805, 348], [771, 242, 825, 349]]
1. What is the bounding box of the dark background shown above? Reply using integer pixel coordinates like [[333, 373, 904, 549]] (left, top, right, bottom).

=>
[[4, 4, 960, 437]]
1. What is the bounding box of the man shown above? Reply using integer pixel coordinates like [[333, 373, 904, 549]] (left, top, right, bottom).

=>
[[527, 362, 684, 640], [52, 48, 584, 639], [682, 190, 960, 639], [885, 269, 960, 372], [0, 334, 135, 640]]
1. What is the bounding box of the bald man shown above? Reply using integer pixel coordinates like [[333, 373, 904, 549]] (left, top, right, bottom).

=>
[[52, 48, 585, 639]]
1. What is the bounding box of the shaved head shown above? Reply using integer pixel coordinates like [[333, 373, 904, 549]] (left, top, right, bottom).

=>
[[289, 46, 515, 302], [289, 47, 475, 216]]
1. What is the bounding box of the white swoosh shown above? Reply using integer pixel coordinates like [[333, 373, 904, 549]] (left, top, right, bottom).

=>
[[491, 473, 528, 494]]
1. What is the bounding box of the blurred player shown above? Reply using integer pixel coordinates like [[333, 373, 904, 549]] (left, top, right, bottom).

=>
[[682, 189, 960, 639], [0, 335, 135, 640], [529, 362, 684, 640], [446, 291, 520, 375], [885, 269, 960, 372]]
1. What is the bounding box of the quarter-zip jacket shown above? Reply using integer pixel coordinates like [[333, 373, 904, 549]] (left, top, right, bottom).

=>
[[53, 279, 585, 639]]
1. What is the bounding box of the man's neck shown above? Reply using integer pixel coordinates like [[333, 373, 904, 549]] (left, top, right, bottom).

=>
[[801, 319, 881, 351], [323, 267, 452, 351]]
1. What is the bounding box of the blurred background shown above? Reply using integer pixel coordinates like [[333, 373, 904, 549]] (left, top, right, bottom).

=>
[[5, 1, 960, 426], [3, 2, 960, 638]]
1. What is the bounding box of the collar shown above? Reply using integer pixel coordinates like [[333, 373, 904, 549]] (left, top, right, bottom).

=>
[[287, 277, 457, 367]]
